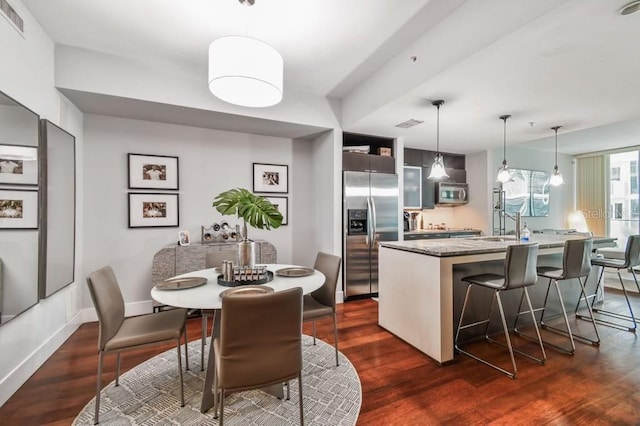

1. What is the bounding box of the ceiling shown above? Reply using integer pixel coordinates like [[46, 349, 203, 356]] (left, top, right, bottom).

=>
[[21, 0, 640, 155]]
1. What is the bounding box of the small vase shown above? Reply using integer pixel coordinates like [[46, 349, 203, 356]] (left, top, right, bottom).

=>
[[237, 239, 256, 268]]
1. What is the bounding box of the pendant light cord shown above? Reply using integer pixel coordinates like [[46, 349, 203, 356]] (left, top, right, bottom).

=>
[[551, 126, 562, 168], [500, 115, 510, 166], [436, 104, 440, 154]]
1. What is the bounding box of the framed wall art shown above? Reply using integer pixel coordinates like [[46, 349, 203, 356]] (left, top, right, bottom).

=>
[[0, 144, 38, 185], [128, 153, 179, 190], [253, 163, 288, 193], [0, 189, 38, 229], [128, 192, 179, 228], [265, 196, 288, 226]]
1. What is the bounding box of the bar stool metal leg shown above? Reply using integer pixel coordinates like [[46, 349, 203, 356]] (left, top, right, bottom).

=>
[[455, 285, 545, 379], [578, 267, 640, 332]]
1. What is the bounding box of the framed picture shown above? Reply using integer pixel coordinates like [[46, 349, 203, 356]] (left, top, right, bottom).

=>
[[253, 163, 288, 193], [0, 144, 38, 185], [128, 153, 179, 190], [128, 192, 179, 228], [265, 196, 288, 226], [178, 230, 191, 246], [0, 189, 38, 229]]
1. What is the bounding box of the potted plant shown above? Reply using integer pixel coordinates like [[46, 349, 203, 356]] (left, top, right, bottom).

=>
[[212, 188, 283, 266]]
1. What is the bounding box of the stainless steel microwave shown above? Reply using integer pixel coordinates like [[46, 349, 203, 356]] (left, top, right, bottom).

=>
[[435, 182, 468, 205]]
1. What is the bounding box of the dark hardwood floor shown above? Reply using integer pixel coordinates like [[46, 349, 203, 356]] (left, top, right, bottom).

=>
[[1, 291, 639, 425]]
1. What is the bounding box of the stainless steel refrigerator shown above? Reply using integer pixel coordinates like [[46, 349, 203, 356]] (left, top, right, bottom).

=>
[[343, 171, 399, 299]]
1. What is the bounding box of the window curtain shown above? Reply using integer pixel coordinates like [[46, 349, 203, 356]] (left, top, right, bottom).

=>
[[576, 156, 606, 236]]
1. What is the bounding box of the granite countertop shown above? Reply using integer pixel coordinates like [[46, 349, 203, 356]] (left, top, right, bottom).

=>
[[381, 234, 617, 257], [404, 229, 481, 235]]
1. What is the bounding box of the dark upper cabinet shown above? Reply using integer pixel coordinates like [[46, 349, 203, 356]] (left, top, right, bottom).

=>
[[422, 170, 435, 209], [404, 148, 466, 208], [343, 152, 395, 174], [404, 148, 422, 166], [343, 132, 395, 174]]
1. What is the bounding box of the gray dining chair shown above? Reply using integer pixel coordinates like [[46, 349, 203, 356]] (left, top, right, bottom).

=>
[[303, 252, 342, 366], [86, 266, 189, 424], [213, 287, 304, 425]]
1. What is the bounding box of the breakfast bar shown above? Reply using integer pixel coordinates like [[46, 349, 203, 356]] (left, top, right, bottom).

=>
[[378, 234, 616, 364]]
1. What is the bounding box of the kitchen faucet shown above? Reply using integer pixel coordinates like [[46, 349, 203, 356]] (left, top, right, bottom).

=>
[[503, 211, 521, 240]]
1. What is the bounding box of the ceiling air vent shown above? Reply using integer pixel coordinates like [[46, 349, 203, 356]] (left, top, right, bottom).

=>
[[395, 119, 424, 129], [1, 0, 24, 34]]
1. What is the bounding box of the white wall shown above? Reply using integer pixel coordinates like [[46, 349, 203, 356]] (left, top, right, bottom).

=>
[[81, 114, 313, 308], [0, 0, 84, 406]]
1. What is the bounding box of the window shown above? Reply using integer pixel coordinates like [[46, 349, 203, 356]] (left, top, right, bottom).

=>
[[614, 203, 623, 219], [632, 200, 640, 219], [631, 161, 638, 194], [611, 167, 621, 181]]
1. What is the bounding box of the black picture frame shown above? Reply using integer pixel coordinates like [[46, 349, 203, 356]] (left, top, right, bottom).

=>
[[265, 196, 288, 225], [128, 192, 180, 228], [0, 188, 38, 229], [128, 153, 179, 190], [252, 163, 288, 194]]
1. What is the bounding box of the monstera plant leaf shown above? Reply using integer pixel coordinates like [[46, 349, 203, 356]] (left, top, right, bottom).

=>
[[212, 188, 283, 232]]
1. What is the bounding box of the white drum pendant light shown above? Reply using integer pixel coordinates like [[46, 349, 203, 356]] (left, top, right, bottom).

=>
[[208, 1, 283, 107], [496, 114, 512, 184]]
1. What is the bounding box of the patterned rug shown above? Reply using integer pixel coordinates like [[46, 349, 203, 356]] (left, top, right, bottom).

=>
[[74, 335, 361, 425]]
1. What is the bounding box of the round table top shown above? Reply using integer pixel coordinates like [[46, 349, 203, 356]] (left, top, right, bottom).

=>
[[151, 264, 325, 310]]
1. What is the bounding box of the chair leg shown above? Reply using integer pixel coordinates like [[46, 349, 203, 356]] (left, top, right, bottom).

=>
[[496, 291, 517, 378], [522, 287, 546, 364], [220, 387, 225, 426], [298, 372, 304, 426], [539, 279, 576, 355], [286, 380, 291, 400], [579, 267, 640, 332], [213, 364, 219, 419], [312, 321, 316, 345], [201, 314, 207, 371], [115, 352, 121, 386], [514, 278, 551, 337], [332, 313, 339, 367], [94, 351, 104, 425], [177, 338, 184, 407], [183, 325, 189, 371]]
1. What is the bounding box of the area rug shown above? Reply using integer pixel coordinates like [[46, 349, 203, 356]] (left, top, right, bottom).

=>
[[73, 335, 361, 425]]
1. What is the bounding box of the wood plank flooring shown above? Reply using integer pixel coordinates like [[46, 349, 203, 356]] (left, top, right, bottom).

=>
[[1, 291, 639, 425]]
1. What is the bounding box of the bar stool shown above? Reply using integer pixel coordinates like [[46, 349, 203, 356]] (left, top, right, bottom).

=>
[[455, 243, 546, 379], [582, 235, 640, 332], [515, 238, 599, 355]]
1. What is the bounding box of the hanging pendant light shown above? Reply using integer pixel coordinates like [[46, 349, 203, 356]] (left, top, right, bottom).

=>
[[208, 0, 283, 108], [550, 125, 564, 186], [496, 114, 512, 184], [428, 100, 449, 179]]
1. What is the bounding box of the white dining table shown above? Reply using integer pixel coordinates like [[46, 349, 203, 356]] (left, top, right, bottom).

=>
[[151, 263, 325, 413]]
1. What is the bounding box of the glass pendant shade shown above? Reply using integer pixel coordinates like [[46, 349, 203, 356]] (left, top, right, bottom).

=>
[[208, 35, 283, 108], [550, 126, 564, 186], [550, 166, 564, 186], [428, 100, 448, 179], [428, 153, 449, 179], [496, 162, 511, 183], [496, 115, 512, 183]]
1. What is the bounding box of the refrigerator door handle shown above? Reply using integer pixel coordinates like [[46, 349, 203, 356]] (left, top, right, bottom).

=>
[[366, 196, 373, 248], [370, 196, 377, 246]]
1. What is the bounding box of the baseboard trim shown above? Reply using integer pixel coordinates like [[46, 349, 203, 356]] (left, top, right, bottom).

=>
[[0, 311, 82, 407]]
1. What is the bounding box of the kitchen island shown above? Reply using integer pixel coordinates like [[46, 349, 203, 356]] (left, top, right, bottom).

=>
[[378, 234, 616, 364]]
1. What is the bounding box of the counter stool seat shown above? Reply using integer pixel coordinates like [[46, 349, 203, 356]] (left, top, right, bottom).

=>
[[455, 243, 546, 379], [582, 235, 640, 333], [515, 238, 599, 355]]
